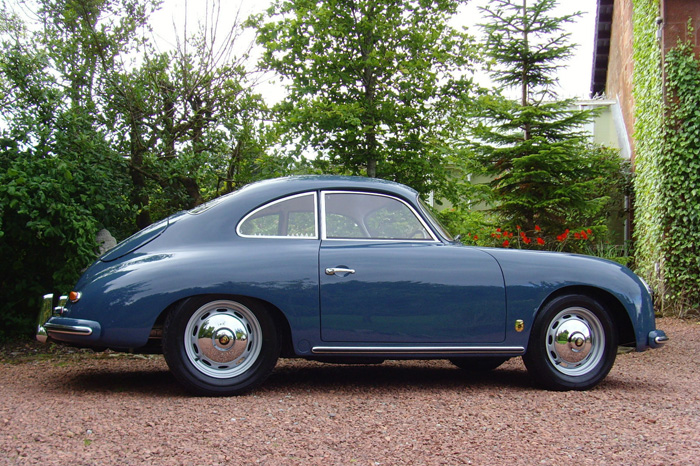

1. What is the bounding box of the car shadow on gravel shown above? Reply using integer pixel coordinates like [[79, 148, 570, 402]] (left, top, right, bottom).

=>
[[42, 360, 533, 397], [45, 368, 186, 397], [38, 357, 665, 397], [261, 361, 534, 394]]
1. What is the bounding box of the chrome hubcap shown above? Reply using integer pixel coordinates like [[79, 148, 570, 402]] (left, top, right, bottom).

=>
[[184, 300, 262, 378], [546, 307, 605, 376]]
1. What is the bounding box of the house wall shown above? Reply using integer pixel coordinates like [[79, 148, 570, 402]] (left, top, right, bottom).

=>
[[604, 0, 635, 160], [662, 0, 700, 56]]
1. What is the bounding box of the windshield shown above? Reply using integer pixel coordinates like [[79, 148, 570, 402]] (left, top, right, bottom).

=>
[[417, 198, 455, 242]]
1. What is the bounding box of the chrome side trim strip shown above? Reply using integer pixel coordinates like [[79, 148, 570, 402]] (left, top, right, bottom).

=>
[[311, 346, 525, 356], [44, 323, 93, 336]]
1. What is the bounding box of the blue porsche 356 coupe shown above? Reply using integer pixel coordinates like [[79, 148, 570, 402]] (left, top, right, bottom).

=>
[[37, 176, 667, 395]]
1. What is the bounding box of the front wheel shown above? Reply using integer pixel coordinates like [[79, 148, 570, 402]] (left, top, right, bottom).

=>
[[163, 296, 280, 396], [523, 295, 617, 391]]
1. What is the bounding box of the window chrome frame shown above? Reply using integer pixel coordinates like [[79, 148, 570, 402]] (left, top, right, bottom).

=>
[[320, 190, 439, 242], [236, 192, 318, 239]]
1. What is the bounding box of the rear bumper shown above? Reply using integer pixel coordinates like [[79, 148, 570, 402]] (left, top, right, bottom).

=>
[[36, 293, 101, 345]]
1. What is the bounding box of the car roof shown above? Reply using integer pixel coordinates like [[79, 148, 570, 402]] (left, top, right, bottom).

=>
[[239, 175, 418, 198], [184, 175, 421, 223]]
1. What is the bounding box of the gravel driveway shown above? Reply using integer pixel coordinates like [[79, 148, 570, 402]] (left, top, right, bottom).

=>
[[1, 317, 698, 466]]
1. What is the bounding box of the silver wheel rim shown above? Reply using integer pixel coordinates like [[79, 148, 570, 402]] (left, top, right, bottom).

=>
[[545, 306, 605, 377], [184, 300, 263, 379]]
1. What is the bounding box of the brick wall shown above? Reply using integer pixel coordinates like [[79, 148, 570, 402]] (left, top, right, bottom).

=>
[[662, 0, 700, 56], [605, 0, 635, 158]]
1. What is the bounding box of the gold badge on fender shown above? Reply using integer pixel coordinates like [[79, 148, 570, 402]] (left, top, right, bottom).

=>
[[515, 320, 525, 332]]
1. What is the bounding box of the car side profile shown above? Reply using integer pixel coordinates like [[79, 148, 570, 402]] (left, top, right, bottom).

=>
[[37, 176, 667, 395]]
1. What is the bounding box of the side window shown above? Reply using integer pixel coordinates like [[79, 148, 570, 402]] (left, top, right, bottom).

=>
[[326, 213, 364, 238], [238, 193, 317, 238], [324, 192, 432, 240]]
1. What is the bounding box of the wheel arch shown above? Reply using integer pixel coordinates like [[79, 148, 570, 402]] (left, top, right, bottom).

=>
[[539, 285, 636, 348], [151, 293, 294, 357]]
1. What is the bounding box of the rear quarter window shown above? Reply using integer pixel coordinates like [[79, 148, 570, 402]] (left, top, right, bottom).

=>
[[237, 193, 318, 238]]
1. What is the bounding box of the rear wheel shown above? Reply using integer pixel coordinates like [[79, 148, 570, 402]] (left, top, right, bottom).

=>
[[523, 294, 617, 391], [163, 296, 279, 396]]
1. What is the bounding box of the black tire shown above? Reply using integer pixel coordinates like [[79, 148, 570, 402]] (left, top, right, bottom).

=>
[[163, 296, 280, 396], [523, 294, 617, 391], [450, 357, 508, 372]]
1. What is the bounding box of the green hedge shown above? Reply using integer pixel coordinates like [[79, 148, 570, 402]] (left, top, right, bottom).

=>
[[658, 28, 700, 316], [633, 0, 700, 317]]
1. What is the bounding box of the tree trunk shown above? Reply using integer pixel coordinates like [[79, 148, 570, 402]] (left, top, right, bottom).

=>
[[179, 176, 204, 207], [522, 0, 531, 141], [129, 121, 152, 230], [367, 158, 377, 178]]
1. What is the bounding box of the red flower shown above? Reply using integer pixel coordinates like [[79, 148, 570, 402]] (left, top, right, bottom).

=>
[[473, 235, 478, 240], [535, 225, 541, 232], [520, 231, 527, 239], [496, 228, 501, 232], [523, 237, 531, 245], [587, 229, 593, 235], [556, 235, 564, 242], [516, 225, 521, 230], [574, 233, 581, 240], [537, 237, 545, 246], [502, 240, 510, 248], [581, 231, 589, 240]]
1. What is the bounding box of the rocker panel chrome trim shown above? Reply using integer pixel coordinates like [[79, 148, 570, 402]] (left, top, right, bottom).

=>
[[311, 346, 525, 356]]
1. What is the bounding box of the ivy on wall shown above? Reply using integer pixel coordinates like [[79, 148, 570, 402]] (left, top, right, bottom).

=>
[[631, 0, 664, 307], [659, 29, 700, 316], [633, 0, 700, 317]]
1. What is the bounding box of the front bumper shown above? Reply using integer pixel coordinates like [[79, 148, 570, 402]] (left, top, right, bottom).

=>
[[36, 293, 101, 344], [648, 329, 669, 349]]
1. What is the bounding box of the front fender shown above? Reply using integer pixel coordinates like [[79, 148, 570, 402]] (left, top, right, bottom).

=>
[[480, 248, 657, 351]]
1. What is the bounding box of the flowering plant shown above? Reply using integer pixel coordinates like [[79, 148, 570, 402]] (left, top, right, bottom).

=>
[[462, 224, 597, 252]]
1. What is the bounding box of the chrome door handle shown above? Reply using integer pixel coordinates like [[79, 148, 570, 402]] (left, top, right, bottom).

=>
[[325, 267, 356, 276]]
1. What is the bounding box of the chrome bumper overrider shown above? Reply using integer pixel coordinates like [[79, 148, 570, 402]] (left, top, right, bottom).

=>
[[648, 329, 669, 349], [36, 293, 99, 344]]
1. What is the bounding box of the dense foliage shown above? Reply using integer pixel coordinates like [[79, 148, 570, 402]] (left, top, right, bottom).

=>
[[0, 0, 286, 340], [249, 0, 479, 197], [656, 28, 700, 316], [460, 0, 626, 244], [630, 0, 665, 305], [631, 2, 700, 317], [0, 1, 139, 340]]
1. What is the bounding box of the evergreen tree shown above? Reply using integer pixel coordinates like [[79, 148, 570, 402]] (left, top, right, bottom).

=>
[[468, 0, 620, 235]]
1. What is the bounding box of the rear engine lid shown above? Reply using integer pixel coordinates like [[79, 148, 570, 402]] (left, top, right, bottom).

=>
[[100, 218, 169, 262]]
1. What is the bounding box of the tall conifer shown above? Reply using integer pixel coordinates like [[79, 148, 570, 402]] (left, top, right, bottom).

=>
[[469, 0, 618, 234]]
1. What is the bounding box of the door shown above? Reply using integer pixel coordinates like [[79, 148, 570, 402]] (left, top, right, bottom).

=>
[[319, 192, 506, 343]]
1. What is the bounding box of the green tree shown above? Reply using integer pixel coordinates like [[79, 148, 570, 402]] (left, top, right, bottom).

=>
[[466, 0, 623, 236], [0, 2, 139, 340], [103, 17, 280, 227], [250, 0, 478, 196], [0, 0, 284, 340]]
